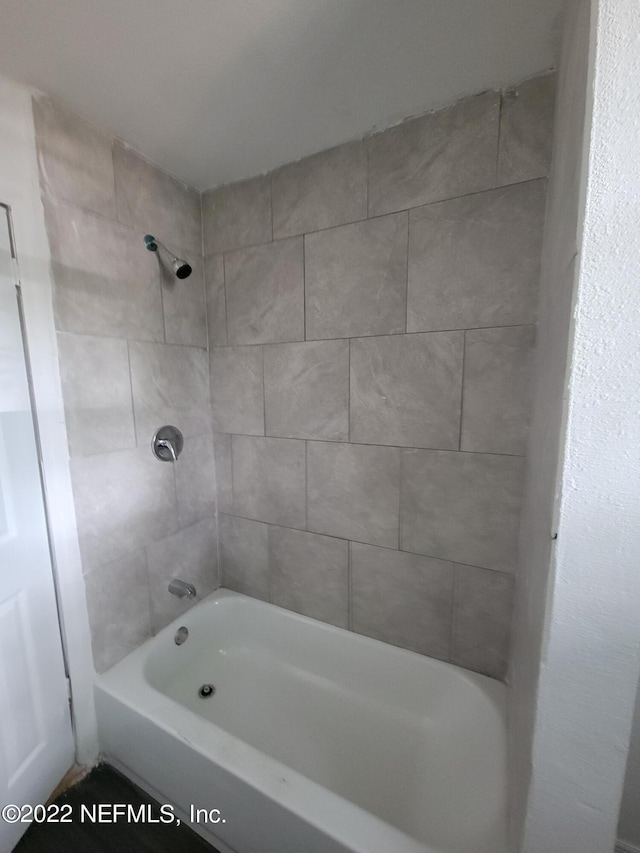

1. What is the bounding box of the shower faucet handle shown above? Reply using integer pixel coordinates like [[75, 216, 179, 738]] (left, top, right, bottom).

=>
[[156, 438, 177, 462], [152, 425, 184, 462]]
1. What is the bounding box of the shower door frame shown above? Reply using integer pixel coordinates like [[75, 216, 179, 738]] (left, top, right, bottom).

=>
[[1, 198, 72, 692], [0, 77, 98, 773]]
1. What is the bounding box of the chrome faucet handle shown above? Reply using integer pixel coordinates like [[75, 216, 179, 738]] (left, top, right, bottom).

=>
[[152, 426, 183, 462], [156, 438, 177, 462]]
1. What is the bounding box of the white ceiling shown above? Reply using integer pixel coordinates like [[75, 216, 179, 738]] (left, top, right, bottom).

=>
[[0, 0, 563, 190]]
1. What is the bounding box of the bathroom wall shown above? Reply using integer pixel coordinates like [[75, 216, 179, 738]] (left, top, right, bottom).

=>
[[33, 96, 218, 673], [508, 0, 593, 843], [203, 74, 554, 680], [513, 0, 640, 849]]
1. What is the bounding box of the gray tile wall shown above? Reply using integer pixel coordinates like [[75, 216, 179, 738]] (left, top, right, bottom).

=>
[[33, 95, 219, 673], [204, 73, 555, 681]]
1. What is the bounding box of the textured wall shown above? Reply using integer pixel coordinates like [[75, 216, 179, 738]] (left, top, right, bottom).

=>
[[33, 96, 218, 673], [517, 0, 640, 848], [508, 0, 594, 843], [203, 75, 554, 680]]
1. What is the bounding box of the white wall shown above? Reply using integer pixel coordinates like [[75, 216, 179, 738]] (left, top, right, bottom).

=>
[[513, 0, 640, 849], [508, 0, 594, 842], [0, 74, 97, 763]]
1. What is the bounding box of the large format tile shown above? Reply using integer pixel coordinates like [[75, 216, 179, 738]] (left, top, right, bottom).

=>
[[461, 325, 536, 455], [401, 449, 524, 572], [174, 434, 217, 527], [84, 549, 151, 672], [232, 435, 306, 529], [147, 518, 218, 631], [202, 176, 272, 255], [367, 91, 499, 216], [407, 181, 546, 331], [113, 141, 202, 253], [305, 213, 407, 340], [33, 95, 116, 218], [269, 527, 348, 628], [161, 250, 207, 347], [205, 254, 227, 347], [44, 199, 164, 341], [452, 565, 514, 679], [225, 237, 304, 345], [213, 433, 233, 513], [210, 346, 264, 436], [264, 340, 348, 441], [307, 442, 400, 548], [219, 514, 269, 600], [129, 341, 210, 441], [498, 74, 556, 186], [351, 543, 454, 659], [350, 332, 463, 449], [272, 142, 367, 239], [70, 446, 178, 568], [57, 332, 135, 457]]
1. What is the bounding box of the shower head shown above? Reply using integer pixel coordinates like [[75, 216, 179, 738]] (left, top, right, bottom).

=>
[[172, 258, 192, 279], [144, 234, 192, 280]]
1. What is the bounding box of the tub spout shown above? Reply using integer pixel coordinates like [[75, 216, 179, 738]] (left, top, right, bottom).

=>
[[168, 578, 197, 599]]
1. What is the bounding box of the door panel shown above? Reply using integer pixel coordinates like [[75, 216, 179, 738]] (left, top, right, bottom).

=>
[[0, 203, 74, 851]]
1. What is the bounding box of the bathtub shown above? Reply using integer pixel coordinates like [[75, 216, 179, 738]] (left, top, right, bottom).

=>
[[95, 590, 508, 853]]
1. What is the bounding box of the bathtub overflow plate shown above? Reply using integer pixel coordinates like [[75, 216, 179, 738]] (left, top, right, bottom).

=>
[[199, 684, 215, 698], [174, 626, 188, 645]]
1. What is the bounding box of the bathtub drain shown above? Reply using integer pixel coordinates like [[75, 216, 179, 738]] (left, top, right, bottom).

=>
[[199, 684, 215, 698], [174, 626, 188, 645]]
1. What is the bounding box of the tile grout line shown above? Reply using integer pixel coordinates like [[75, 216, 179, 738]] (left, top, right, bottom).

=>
[[211, 431, 526, 460], [347, 339, 351, 442], [142, 545, 155, 637], [495, 89, 504, 187], [261, 345, 267, 436], [347, 541, 353, 631], [304, 440, 309, 531], [49, 187, 202, 254], [125, 340, 139, 447], [200, 183, 209, 351], [222, 252, 230, 345], [269, 174, 274, 242], [302, 232, 307, 341], [110, 138, 120, 224], [459, 331, 466, 450], [450, 564, 459, 664], [205, 322, 537, 349], [266, 523, 273, 605], [216, 509, 515, 577], [58, 327, 209, 350], [398, 450, 403, 550], [365, 142, 370, 219], [229, 434, 236, 516], [404, 208, 410, 333], [207, 176, 545, 254]]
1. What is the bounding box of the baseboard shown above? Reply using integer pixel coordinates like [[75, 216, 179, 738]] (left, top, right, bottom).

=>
[[616, 839, 640, 853]]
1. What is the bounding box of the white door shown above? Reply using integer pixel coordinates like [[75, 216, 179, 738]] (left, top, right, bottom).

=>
[[0, 203, 74, 851]]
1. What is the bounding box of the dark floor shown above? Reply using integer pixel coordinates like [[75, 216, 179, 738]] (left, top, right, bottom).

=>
[[14, 765, 219, 853]]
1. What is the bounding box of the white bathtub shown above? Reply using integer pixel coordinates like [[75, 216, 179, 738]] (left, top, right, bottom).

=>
[[95, 590, 508, 853]]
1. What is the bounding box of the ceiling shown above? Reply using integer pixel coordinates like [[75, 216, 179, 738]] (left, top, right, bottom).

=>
[[0, 0, 563, 190]]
